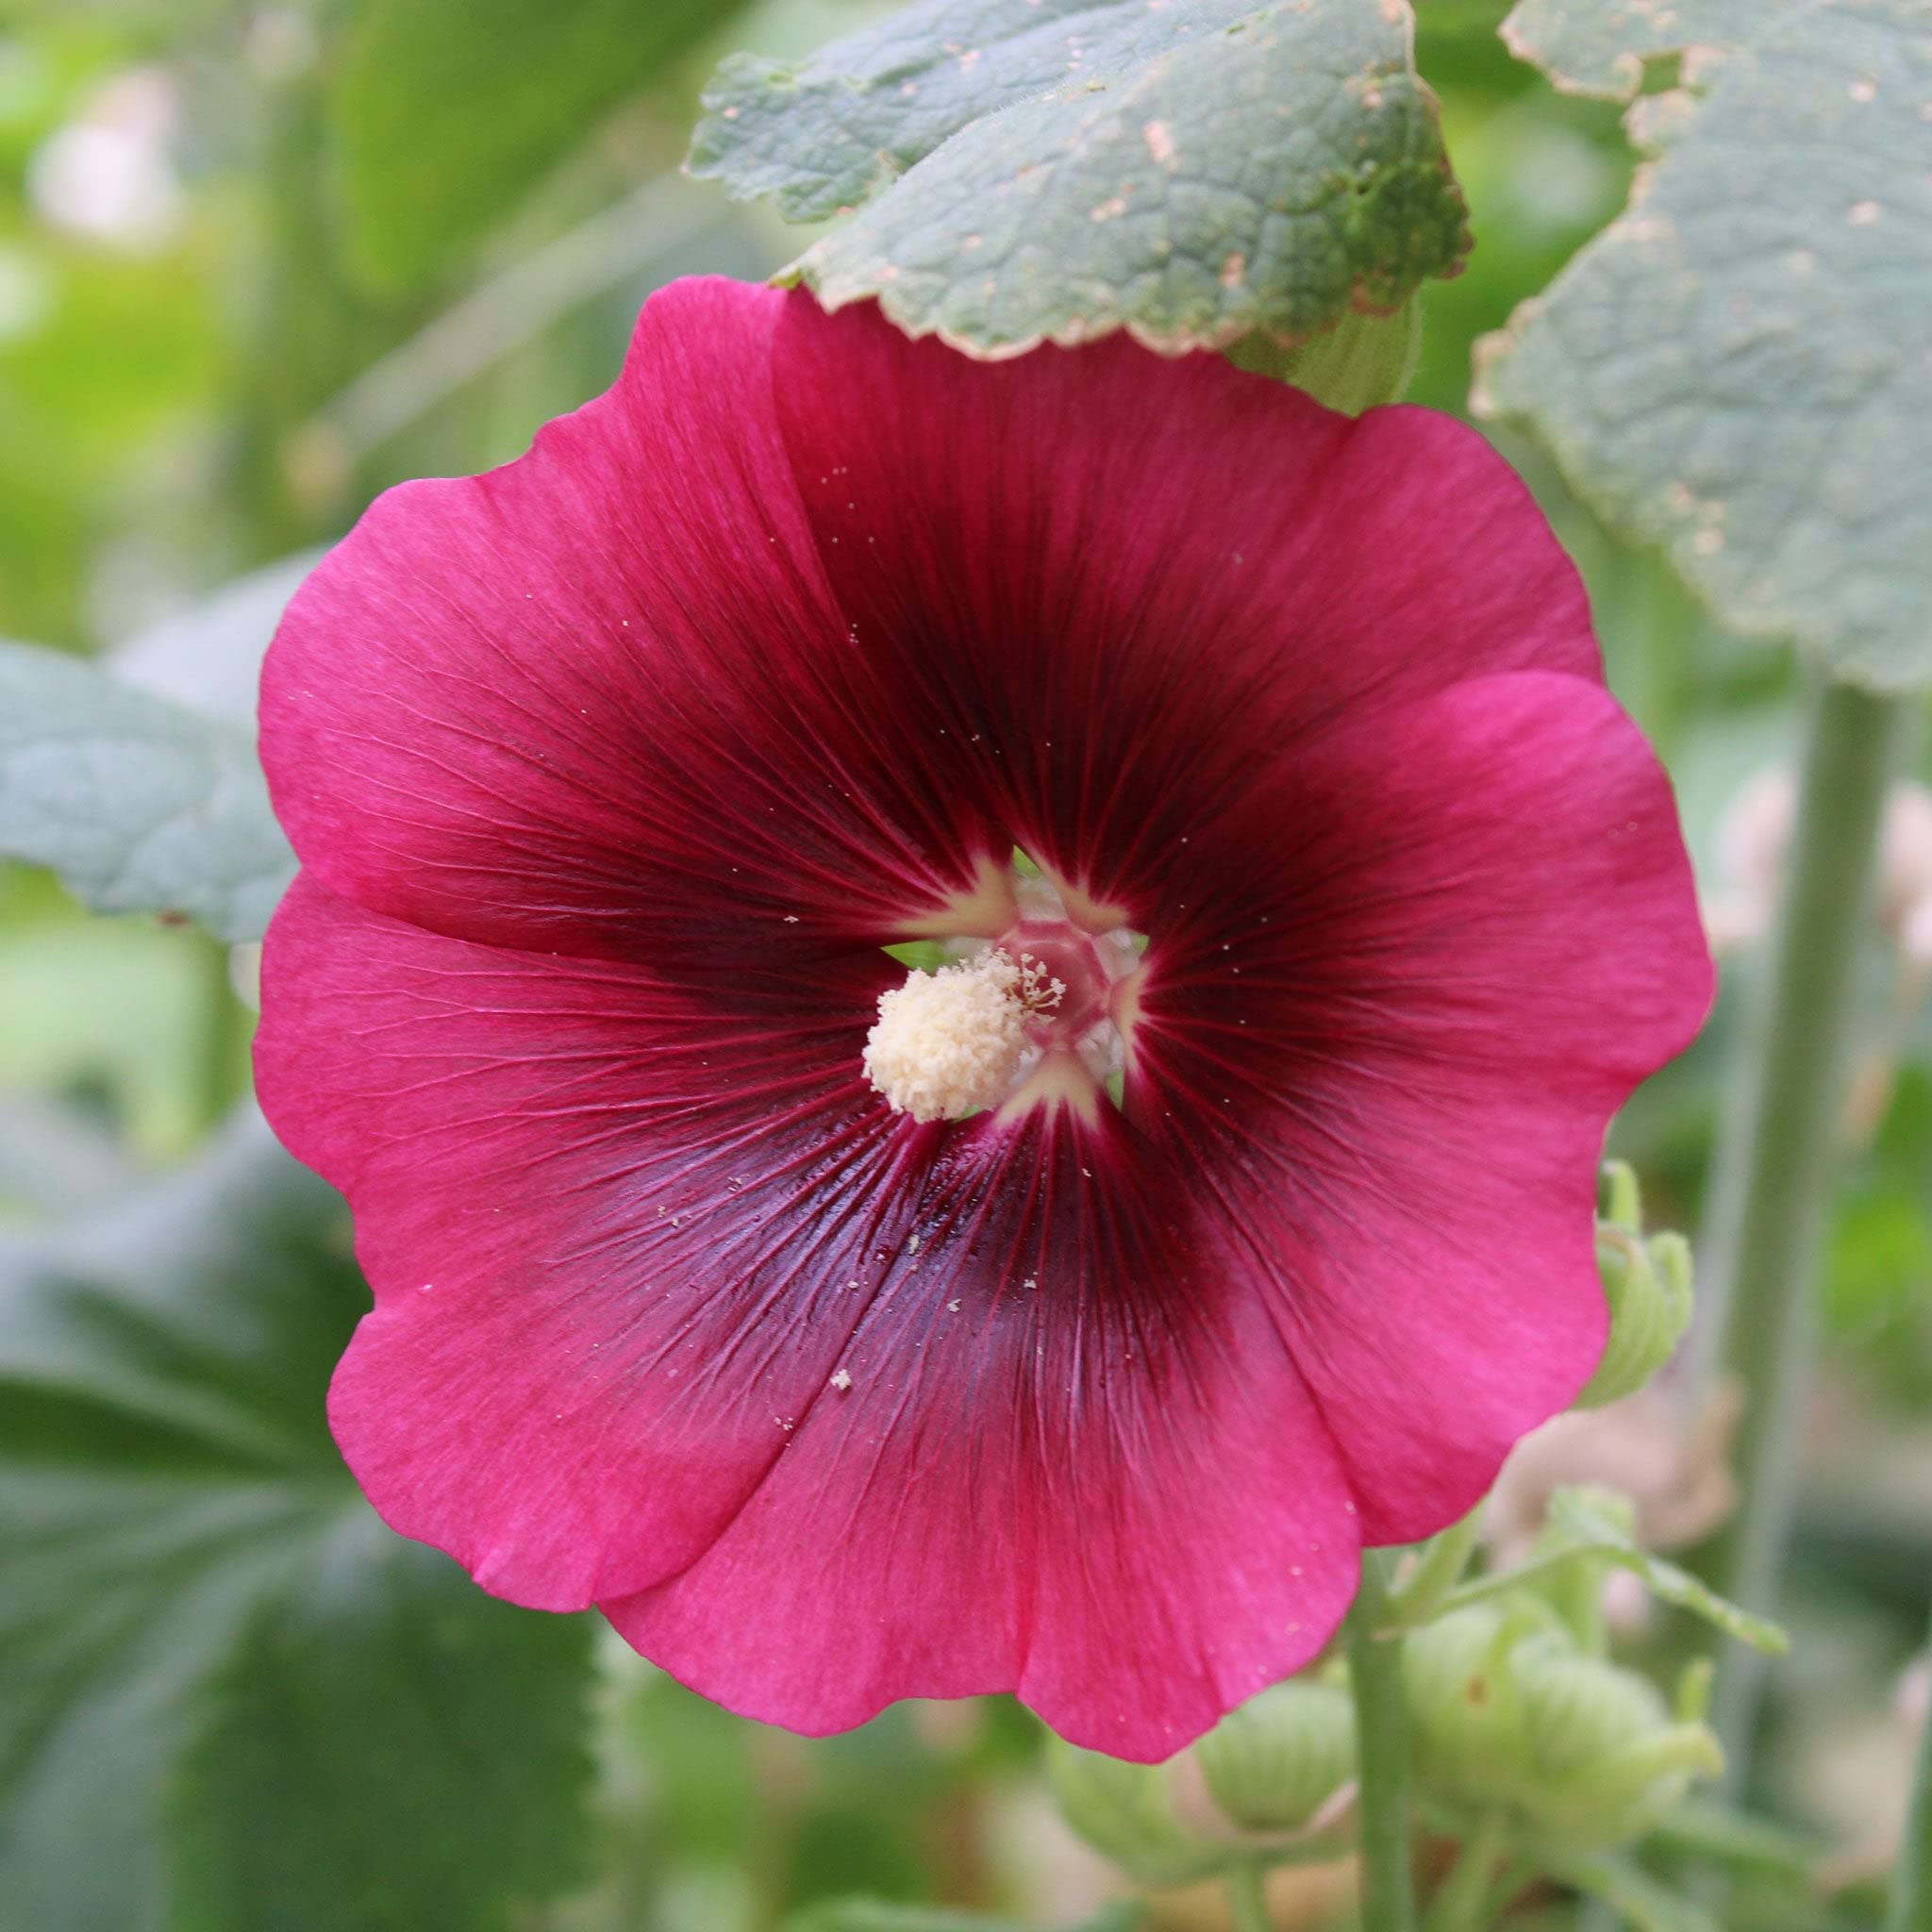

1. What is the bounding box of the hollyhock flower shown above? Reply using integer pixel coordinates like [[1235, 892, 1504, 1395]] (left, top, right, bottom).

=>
[[254, 278, 1710, 1760]]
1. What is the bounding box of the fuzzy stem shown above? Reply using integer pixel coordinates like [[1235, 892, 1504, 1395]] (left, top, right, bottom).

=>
[[1348, 1549, 1417, 1932], [1696, 676, 1909, 1782], [1224, 1860, 1274, 1932], [1886, 1611, 1932, 1932]]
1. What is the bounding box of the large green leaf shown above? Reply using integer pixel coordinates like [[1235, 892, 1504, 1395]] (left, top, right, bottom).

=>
[[1478, 0, 1932, 689], [0, 1115, 594, 1932], [1498, 0, 1757, 99], [110, 550, 324, 727], [0, 640, 293, 942], [691, 0, 1469, 357], [334, 0, 751, 291]]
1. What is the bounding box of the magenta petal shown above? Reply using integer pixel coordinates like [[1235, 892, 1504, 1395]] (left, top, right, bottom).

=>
[[264, 873, 1367, 1707], [258, 870, 901, 1606], [260, 279, 1000, 958], [260, 874, 1359, 1724], [762, 294, 1601, 918], [1129, 670, 1714, 1541], [604, 1111, 1360, 1760]]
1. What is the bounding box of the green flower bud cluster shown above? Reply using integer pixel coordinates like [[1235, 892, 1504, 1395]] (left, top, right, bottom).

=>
[[1577, 1161, 1694, 1407], [1047, 1677, 1356, 1889], [1405, 1596, 1722, 1851]]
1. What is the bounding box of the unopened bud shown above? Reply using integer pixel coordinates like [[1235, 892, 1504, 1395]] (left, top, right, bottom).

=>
[[1577, 1163, 1693, 1407], [1194, 1678, 1357, 1833], [1405, 1602, 1723, 1850], [1045, 1741, 1231, 1890], [1047, 1676, 1357, 1886]]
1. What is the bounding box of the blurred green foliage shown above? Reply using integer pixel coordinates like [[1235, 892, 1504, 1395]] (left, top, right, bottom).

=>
[[0, 0, 1925, 1927]]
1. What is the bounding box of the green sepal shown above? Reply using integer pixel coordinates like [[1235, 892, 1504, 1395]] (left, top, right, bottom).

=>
[[1542, 1489, 1789, 1655], [1577, 1163, 1694, 1407]]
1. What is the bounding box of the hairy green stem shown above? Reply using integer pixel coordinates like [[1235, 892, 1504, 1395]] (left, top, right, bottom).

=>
[[1886, 1610, 1932, 1932], [1696, 676, 1910, 1783], [1224, 1859, 1274, 1932], [1348, 1549, 1417, 1932]]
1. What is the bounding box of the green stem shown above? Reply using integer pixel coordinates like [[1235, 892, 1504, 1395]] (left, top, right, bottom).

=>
[[1403, 1548, 1588, 1627], [1422, 1812, 1508, 1932], [1224, 1860, 1274, 1932], [1695, 676, 1910, 1784], [1383, 1507, 1484, 1629], [1885, 1611, 1932, 1932], [1348, 1549, 1418, 1932]]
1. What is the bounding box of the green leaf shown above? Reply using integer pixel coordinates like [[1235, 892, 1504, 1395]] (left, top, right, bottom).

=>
[[0, 641, 292, 942], [166, 1527, 593, 1932], [1543, 1490, 1790, 1655], [1477, 0, 1932, 689], [1499, 0, 1757, 101], [0, 1115, 594, 1932], [111, 550, 324, 727], [334, 0, 751, 291], [691, 0, 1469, 358]]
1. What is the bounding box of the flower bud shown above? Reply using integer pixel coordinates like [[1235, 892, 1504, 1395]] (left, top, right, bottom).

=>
[[1194, 1678, 1357, 1833], [1405, 1602, 1723, 1850], [1046, 1740, 1233, 1890], [1576, 1164, 1693, 1407], [1404, 1600, 1560, 1798], [1047, 1677, 1357, 1886]]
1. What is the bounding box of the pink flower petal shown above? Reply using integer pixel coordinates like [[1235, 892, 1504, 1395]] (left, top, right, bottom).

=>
[[260, 870, 896, 1605], [605, 1113, 1358, 1760], [259, 873, 1357, 1752], [260, 280, 999, 958], [763, 293, 1602, 921], [1128, 669, 1714, 1541]]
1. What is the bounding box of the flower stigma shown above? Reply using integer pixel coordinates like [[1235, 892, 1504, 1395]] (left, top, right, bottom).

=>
[[865, 859, 1143, 1123]]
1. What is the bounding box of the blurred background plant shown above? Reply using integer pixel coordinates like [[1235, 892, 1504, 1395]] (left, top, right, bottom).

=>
[[0, 1, 1926, 1928]]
